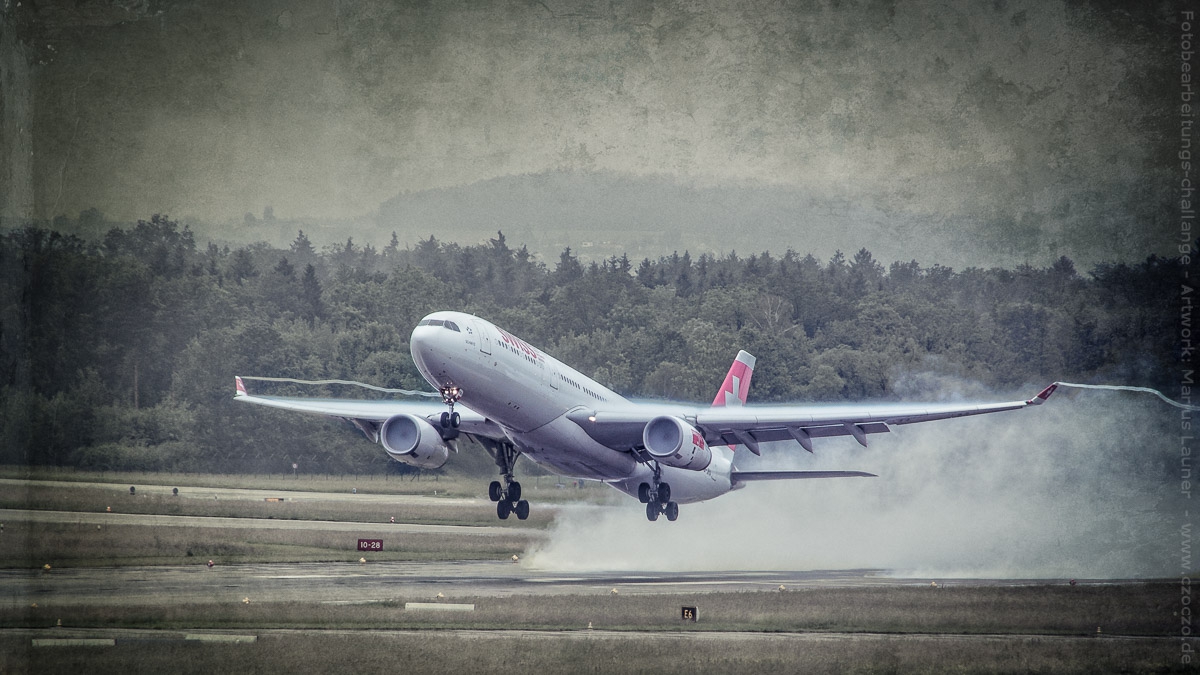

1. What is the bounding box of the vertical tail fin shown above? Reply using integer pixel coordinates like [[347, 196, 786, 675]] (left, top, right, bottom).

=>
[[712, 350, 756, 407]]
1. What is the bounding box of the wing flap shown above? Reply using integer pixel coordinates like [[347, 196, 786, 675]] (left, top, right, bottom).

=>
[[695, 400, 1034, 428], [570, 385, 1056, 454], [731, 470, 877, 484], [715, 422, 890, 447]]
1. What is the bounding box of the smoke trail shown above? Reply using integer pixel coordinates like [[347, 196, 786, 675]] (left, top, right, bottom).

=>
[[1054, 381, 1200, 411], [238, 376, 440, 398]]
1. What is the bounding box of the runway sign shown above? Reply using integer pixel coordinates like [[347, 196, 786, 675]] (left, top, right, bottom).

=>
[[357, 539, 383, 551], [681, 606, 698, 622]]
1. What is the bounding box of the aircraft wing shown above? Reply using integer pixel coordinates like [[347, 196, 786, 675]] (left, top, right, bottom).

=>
[[568, 384, 1058, 455], [233, 377, 507, 440]]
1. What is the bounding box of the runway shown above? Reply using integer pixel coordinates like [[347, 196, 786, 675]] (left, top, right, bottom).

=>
[[6, 625, 1171, 646], [2, 478, 1177, 673], [2, 557, 1100, 608], [0, 479, 1140, 609]]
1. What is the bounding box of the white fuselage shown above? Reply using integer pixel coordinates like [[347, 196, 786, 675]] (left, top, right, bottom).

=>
[[409, 311, 735, 503]]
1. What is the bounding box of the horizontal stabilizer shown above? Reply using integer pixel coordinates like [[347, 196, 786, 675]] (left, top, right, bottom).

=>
[[731, 470, 877, 484]]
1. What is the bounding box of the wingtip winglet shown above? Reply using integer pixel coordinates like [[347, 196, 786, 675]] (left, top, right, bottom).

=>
[[235, 376, 247, 397], [1026, 383, 1057, 405]]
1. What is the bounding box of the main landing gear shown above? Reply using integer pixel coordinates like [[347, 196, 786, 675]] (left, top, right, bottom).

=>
[[638, 464, 679, 522], [482, 439, 529, 521]]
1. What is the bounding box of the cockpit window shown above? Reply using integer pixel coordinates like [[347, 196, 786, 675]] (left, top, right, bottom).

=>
[[418, 318, 461, 332]]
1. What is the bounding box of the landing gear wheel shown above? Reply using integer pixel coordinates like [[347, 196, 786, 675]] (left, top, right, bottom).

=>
[[665, 501, 679, 522], [657, 482, 671, 505], [637, 483, 651, 504], [450, 412, 460, 428], [483, 440, 528, 522], [440, 411, 451, 428], [646, 502, 660, 522]]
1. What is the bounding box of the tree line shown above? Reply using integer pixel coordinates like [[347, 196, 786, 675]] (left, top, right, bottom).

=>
[[0, 215, 1183, 474]]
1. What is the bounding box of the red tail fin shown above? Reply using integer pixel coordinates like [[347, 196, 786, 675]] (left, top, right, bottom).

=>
[[712, 351, 756, 407]]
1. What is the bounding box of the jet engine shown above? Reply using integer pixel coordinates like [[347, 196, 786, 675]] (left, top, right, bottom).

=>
[[380, 414, 450, 469], [642, 416, 712, 471]]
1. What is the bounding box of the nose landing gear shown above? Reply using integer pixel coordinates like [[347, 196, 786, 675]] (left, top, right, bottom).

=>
[[438, 386, 463, 430]]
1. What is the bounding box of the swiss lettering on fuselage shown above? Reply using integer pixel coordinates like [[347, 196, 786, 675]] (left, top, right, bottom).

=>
[[497, 328, 543, 362]]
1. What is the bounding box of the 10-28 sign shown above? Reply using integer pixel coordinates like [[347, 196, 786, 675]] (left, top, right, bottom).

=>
[[357, 539, 383, 551]]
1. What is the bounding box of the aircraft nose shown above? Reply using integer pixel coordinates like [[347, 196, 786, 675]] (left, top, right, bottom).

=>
[[410, 314, 464, 385], [410, 317, 439, 368]]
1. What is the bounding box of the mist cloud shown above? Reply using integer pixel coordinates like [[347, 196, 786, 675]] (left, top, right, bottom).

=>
[[527, 387, 1178, 579]]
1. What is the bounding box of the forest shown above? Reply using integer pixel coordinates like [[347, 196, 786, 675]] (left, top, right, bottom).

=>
[[0, 215, 1184, 475]]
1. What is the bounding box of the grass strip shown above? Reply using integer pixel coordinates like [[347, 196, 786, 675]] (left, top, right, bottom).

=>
[[0, 624, 1184, 674], [0, 467, 613, 503], [0, 520, 531, 568], [0, 483, 552, 529]]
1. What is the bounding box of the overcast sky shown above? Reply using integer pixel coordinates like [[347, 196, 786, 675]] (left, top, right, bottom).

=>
[[7, 0, 1180, 265]]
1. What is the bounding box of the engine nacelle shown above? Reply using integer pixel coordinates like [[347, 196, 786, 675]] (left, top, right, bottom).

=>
[[642, 416, 712, 471], [380, 414, 450, 470]]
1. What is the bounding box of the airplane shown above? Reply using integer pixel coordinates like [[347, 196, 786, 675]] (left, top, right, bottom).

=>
[[235, 310, 1058, 522]]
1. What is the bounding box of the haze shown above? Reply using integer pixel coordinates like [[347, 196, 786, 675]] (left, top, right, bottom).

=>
[[1, 0, 1177, 267]]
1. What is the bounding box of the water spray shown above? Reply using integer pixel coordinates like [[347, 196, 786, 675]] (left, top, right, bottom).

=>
[[237, 376, 440, 398], [1052, 381, 1200, 411], [239, 376, 1198, 409]]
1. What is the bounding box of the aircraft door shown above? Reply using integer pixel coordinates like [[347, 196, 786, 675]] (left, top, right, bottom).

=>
[[474, 320, 492, 354]]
